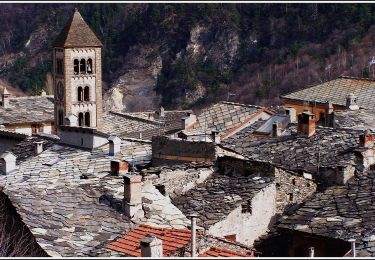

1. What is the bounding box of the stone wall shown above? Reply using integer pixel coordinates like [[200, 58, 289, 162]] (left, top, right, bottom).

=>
[[207, 183, 277, 246], [152, 136, 216, 166]]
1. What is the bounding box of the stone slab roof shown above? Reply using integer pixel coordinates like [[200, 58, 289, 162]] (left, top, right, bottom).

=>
[[0, 96, 54, 125], [191, 102, 270, 136], [222, 125, 361, 173], [278, 170, 375, 257], [53, 9, 102, 48], [172, 174, 273, 228], [334, 109, 375, 131], [281, 76, 375, 109]]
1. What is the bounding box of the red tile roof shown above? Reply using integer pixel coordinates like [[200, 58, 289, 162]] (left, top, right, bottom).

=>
[[106, 224, 192, 257], [199, 246, 254, 257]]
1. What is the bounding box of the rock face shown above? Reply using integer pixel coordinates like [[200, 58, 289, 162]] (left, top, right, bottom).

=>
[[103, 45, 162, 112]]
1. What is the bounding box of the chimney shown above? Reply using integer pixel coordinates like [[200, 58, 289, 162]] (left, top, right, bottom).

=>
[[155, 106, 165, 119], [285, 107, 296, 123], [64, 114, 78, 127], [1, 87, 10, 108], [35, 141, 43, 155], [40, 90, 47, 96], [181, 113, 197, 129], [297, 112, 316, 137], [140, 234, 163, 257], [108, 135, 121, 156], [308, 247, 314, 257], [0, 152, 16, 174], [359, 130, 374, 148], [346, 93, 359, 110], [272, 121, 281, 137], [110, 160, 128, 176], [325, 101, 334, 127], [123, 174, 143, 218], [211, 130, 220, 144], [189, 214, 198, 257], [348, 238, 356, 257]]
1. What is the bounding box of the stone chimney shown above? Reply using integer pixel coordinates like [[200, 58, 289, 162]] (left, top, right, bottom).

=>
[[0, 152, 16, 174], [297, 112, 316, 137], [64, 114, 78, 127], [211, 130, 220, 144], [285, 107, 296, 123], [35, 141, 43, 155], [346, 93, 359, 110], [1, 87, 10, 108], [140, 235, 163, 257], [359, 130, 374, 148], [272, 121, 281, 137], [324, 101, 334, 127], [181, 113, 197, 129], [40, 89, 47, 96], [123, 174, 143, 219], [155, 106, 165, 119], [108, 135, 121, 156], [110, 160, 128, 176]]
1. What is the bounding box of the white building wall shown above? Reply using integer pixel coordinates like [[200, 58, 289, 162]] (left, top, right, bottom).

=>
[[207, 183, 276, 246]]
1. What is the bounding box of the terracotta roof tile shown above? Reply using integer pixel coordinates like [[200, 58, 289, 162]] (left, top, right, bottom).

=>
[[106, 224, 192, 257], [200, 246, 253, 257]]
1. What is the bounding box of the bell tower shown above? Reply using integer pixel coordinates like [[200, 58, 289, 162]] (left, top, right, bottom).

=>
[[53, 8, 103, 130]]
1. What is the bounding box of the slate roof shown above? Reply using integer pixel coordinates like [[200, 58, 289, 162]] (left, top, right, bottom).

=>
[[278, 170, 375, 257], [334, 109, 375, 131], [172, 174, 273, 228], [0, 96, 54, 125], [53, 9, 103, 48], [281, 76, 375, 109], [190, 101, 271, 137], [222, 125, 361, 174]]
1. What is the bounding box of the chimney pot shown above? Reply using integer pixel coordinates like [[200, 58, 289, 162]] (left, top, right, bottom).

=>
[[348, 238, 356, 257], [0, 151, 17, 174], [297, 112, 316, 137], [211, 130, 220, 144], [1, 87, 10, 108], [40, 90, 46, 96], [359, 130, 374, 148], [108, 135, 121, 156], [189, 214, 198, 257], [346, 93, 359, 110], [272, 121, 281, 137], [285, 107, 296, 123], [110, 160, 128, 176], [35, 141, 43, 155], [140, 234, 163, 257], [123, 174, 143, 218]]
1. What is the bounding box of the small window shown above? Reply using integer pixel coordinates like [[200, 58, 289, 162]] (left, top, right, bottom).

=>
[[84, 86, 90, 101], [241, 201, 252, 214], [80, 59, 86, 74], [78, 87, 83, 102], [87, 58, 93, 74], [74, 59, 79, 74], [292, 178, 296, 185], [155, 185, 166, 196], [85, 112, 90, 127], [276, 183, 281, 188], [78, 113, 84, 126], [287, 193, 294, 202]]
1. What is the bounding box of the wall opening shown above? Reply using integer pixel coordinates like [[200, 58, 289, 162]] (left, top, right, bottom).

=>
[[87, 58, 93, 74], [74, 59, 79, 75], [58, 110, 64, 126], [155, 184, 166, 196], [78, 113, 84, 126], [78, 87, 83, 102], [84, 86, 90, 101], [85, 112, 90, 127], [224, 234, 237, 241], [80, 59, 86, 74]]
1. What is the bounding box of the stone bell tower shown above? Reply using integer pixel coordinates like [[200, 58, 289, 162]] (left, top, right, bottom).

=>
[[52, 8, 103, 130]]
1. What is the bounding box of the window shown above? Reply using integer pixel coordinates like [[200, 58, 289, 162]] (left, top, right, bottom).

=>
[[78, 87, 83, 102], [58, 110, 64, 126], [56, 58, 63, 74], [85, 112, 90, 127], [287, 193, 294, 202], [84, 86, 90, 101], [87, 58, 93, 74], [80, 59, 86, 74], [292, 178, 296, 185], [241, 201, 252, 214], [74, 59, 79, 74], [78, 113, 84, 126]]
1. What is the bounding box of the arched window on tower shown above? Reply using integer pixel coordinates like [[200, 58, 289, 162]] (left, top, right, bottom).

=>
[[87, 59, 93, 74], [78, 113, 84, 126], [80, 59, 86, 74], [74, 59, 79, 75], [78, 87, 83, 102], [58, 110, 64, 126], [84, 86, 90, 101], [85, 112, 90, 127]]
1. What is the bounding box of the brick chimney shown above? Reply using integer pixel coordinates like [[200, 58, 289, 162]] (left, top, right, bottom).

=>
[[297, 112, 316, 137], [110, 160, 128, 176], [359, 130, 374, 148], [108, 135, 121, 156], [1, 87, 10, 108], [140, 235, 163, 257], [272, 121, 281, 137], [123, 174, 143, 218], [346, 93, 359, 110], [35, 141, 43, 155], [181, 113, 197, 129], [285, 107, 296, 123], [0, 151, 16, 174]]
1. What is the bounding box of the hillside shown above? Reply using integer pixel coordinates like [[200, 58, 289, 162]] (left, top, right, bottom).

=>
[[1, 3, 375, 111]]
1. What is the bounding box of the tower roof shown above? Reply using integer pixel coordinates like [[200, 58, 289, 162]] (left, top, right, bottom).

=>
[[53, 8, 103, 48]]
